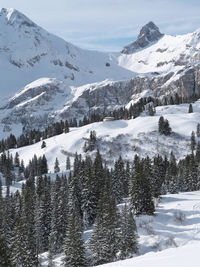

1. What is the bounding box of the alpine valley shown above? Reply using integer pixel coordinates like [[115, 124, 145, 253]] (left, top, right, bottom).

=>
[[1, 8, 200, 138], [1, 7, 200, 267]]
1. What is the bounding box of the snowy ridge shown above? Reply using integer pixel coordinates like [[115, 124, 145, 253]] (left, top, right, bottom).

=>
[[119, 29, 200, 73]]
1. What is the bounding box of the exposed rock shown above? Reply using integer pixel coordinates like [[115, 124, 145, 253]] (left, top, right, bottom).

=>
[[122, 21, 164, 54]]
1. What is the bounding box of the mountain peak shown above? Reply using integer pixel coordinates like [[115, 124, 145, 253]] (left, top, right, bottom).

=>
[[0, 7, 36, 27], [121, 21, 163, 54], [139, 21, 161, 38]]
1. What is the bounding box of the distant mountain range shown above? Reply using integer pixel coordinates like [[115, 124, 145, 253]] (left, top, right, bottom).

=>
[[1, 7, 200, 137]]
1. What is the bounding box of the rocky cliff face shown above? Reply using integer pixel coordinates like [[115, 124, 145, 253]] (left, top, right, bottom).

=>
[[121, 21, 164, 54], [62, 64, 200, 119]]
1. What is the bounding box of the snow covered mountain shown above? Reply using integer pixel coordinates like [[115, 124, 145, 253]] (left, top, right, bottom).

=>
[[119, 22, 200, 74], [1, 8, 200, 137], [121, 21, 164, 54], [0, 7, 133, 101]]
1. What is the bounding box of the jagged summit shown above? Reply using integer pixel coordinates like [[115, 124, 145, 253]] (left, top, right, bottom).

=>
[[0, 8, 36, 27], [121, 21, 164, 54]]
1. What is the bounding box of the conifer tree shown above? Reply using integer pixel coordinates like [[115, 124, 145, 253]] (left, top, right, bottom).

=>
[[63, 209, 87, 267], [158, 116, 172, 136], [197, 123, 200, 138], [196, 142, 200, 163], [41, 140, 46, 149], [130, 156, 155, 215], [54, 158, 60, 173], [48, 175, 62, 254], [112, 156, 127, 203], [191, 131, 196, 152], [81, 163, 97, 229], [151, 155, 166, 197], [0, 233, 12, 267], [14, 152, 20, 167], [89, 179, 119, 265], [66, 156, 71, 170], [12, 176, 38, 266], [120, 205, 138, 259], [188, 103, 193, 113]]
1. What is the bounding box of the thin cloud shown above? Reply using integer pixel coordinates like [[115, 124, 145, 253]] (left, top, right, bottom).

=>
[[1, 0, 200, 51]]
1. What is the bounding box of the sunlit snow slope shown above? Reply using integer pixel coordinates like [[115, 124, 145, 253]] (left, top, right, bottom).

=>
[[119, 29, 200, 73], [7, 101, 200, 172]]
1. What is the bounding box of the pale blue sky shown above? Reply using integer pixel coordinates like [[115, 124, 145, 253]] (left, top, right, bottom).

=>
[[1, 0, 200, 51]]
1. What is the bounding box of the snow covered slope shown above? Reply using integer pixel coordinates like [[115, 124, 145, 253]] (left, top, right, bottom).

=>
[[119, 23, 200, 74], [0, 7, 134, 102], [7, 101, 200, 172], [98, 242, 200, 267]]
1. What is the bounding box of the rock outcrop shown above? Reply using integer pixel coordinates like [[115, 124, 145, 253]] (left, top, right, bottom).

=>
[[121, 21, 164, 54]]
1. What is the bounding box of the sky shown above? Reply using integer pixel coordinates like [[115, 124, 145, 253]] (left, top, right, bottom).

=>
[[1, 0, 200, 51]]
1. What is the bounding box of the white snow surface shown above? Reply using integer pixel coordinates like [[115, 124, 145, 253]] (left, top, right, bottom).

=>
[[6, 100, 200, 172], [98, 243, 200, 267]]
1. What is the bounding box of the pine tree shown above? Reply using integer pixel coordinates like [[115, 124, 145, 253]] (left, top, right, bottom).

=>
[[197, 123, 200, 138], [54, 158, 60, 173], [191, 131, 196, 152], [130, 156, 155, 215], [188, 103, 193, 113], [11, 176, 39, 266], [11, 218, 26, 266], [66, 156, 71, 170], [0, 233, 12, 267], [120, 205, 138, 259], [81, 163, 97, 229], [112, 156, 127, 203], [158, 116, 172, 136], [41, 140, 46, 149], [14, 152, 20, 167], [196, 142, 200, 163], [89, 179, 119, 265], [48, 176, 62, 254], [64, 120, 69, 133], [163, 152, 178, 194], [63, 209, 87, 267], [151, 155, 166, 197], [35, 176, 52, 253]]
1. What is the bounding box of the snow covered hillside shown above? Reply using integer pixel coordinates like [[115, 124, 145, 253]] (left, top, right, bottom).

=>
[[40, 191, 200, 266], [98, 243, 200, 267], [7, 101, 200, 173], [1, 9, 200, 137]]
